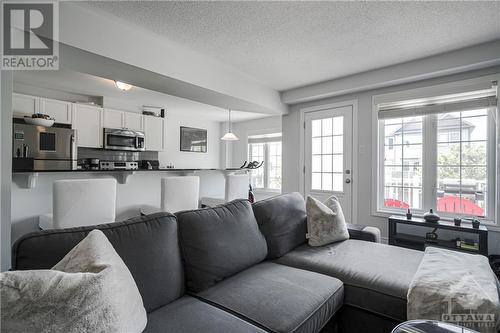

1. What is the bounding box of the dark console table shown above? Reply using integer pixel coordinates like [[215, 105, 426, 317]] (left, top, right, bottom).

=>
[[388, 215, 488, 256]]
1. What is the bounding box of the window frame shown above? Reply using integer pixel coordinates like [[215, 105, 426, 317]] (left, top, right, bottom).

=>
[[377, 110, 496, 221], [372, 78, 498, 224], [248, 135, 282, 192]]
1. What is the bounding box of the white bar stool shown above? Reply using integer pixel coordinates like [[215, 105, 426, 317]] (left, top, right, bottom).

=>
[[39, 178, 117, 230], [201, 173, 249, 207], [141, 176, 200, 215]]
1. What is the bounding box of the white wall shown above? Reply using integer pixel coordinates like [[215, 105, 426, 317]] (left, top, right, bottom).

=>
[[282, 66, 500, 254], [230, 116, 282, 168], [1, 72, 13, 271], [159, 113, 221, 169], [102, 97, 222, 169], [228, 116, 283, 201]]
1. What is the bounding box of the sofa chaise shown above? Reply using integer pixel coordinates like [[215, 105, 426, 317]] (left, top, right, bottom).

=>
[[12, 192, 431, 333]]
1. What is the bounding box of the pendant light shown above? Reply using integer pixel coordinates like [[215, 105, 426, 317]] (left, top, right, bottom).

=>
[[221, 109, 239, 141]]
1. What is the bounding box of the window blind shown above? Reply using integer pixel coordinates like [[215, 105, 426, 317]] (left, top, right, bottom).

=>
[[248, 135, 282, 144], [378, 87, 497, 120]]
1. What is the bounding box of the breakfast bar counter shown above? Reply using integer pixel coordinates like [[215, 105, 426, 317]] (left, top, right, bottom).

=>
[[12, 168, 247, 188]]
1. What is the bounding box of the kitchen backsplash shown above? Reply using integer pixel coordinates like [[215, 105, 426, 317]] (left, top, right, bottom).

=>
[[78, 148, 158, 162]]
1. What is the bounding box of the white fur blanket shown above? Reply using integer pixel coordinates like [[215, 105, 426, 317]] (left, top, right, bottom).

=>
[[407, 247, 500, 333]]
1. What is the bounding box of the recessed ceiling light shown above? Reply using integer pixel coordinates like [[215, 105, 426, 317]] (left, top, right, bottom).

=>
[[115, 81, 132, 91]]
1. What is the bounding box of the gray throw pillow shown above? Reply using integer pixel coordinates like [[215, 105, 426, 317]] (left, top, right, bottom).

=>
[[176, 199, 268, 292], [1, 230, 147, 333], [306, 195, 349, 246], [253, 192, 307, 259]]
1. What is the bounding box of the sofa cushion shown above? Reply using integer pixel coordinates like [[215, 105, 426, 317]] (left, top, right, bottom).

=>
[[176, 199, 268, 292], [12, 213, 183, 313], [144, 296, 265, 333], [276, 239, 423, 321], [197, 262, 344, 333], [252, 192, 307, 258]]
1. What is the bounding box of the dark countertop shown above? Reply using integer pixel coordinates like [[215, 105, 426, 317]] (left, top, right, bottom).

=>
[[13, 168, 241, 173]]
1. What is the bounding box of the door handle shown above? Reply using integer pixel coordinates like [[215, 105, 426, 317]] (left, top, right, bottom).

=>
[[345, 179, 351, 184]]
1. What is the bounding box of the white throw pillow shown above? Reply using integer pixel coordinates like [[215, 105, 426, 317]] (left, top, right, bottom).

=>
[[306, 195, 349, 246], [1, 230, 147, 333]]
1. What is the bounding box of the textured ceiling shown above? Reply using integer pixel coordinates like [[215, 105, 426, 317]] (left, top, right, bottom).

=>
[[81, 1, 500, 91]]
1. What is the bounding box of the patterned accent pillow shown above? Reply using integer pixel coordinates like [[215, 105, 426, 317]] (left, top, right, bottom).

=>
[[1, 230, 147, 333], [306, 195, 349, 246]]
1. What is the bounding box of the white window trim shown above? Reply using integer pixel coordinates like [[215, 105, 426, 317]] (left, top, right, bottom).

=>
[[371, 74, 500, 228], [248, 136, 282, 191]]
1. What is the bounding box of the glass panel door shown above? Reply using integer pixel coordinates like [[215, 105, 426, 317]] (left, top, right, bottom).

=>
[[305, 106, 353, 222]]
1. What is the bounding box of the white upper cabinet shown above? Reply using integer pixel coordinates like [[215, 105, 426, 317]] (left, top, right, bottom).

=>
[[103, 109, 144, 132], [12, 93, 165, 152], [103, 108, 124, 129], [12, 93, 38, 117], [72, 104, 103, 148], [39, 98, 72, 124], [144, 116, 165, 151], [124, 112, 144, 132]]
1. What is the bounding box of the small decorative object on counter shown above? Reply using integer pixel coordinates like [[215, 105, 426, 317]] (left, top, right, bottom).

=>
[[423, 209, 440, 223], [248, 184, 255, 204], [425, 228, 438, 240], [471, 218, 480, 229], [239, 160, 264, 169], [453, 217, 461, 226], [406, 208, 412, 220]]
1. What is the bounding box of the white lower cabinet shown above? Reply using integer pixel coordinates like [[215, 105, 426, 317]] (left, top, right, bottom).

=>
[[144, 116, 165, 151], [72, 104, 103, 148]]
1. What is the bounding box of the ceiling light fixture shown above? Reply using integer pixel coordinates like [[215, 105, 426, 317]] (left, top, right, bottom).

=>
[[115, 81, 132, 91], [221, 109, 239, 141]]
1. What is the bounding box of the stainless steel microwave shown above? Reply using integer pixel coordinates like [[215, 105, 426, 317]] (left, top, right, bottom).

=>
[[103, 128, 145, 151]]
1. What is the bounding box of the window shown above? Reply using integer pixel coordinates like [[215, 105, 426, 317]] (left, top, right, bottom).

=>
[[310, 117, 344, 191], [377, 86, 497, 220], [248, 133, 282, 191], [382, 116, 423, 209]]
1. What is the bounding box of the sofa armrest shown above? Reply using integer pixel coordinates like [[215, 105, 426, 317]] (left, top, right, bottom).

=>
[[346, 223, 381, 243]]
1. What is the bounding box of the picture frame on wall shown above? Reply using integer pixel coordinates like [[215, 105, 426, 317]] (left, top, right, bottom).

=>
[[180, 126, 207, 153]]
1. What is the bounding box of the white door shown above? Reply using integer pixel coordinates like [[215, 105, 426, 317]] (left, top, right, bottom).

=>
[[304, 106, 353, 222], [39, 98, 72, 124], [103, 109, 124, 129], [73, 104, 103, 148], [144, 116, 165, 151]]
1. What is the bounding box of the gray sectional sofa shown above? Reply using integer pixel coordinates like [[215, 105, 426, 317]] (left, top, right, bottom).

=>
[[11, 192, 426, 333]]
